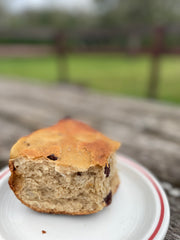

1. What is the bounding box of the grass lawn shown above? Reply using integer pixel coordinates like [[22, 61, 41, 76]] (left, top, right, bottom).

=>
[[0, 54, 179, 103]]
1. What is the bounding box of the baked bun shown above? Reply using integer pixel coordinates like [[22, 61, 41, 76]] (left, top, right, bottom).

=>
[[9, 119, 120, 215]]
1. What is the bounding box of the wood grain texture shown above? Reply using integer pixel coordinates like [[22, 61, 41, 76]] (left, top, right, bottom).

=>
[[0, 79, 179, 239]]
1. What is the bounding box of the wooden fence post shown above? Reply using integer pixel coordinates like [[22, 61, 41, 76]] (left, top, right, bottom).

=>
[[147, 27, 165, 99], [54, 32, 69, 83]]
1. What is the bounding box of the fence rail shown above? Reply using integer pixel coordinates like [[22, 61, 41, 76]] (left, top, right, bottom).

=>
[[0, 26, 179, 99]]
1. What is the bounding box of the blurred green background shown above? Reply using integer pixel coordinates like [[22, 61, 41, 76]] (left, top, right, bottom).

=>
[[0, 54, 180, 103], [0, 0, 180, 104]]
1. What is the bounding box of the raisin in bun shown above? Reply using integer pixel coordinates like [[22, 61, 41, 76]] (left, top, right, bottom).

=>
[[9, 119, 120, 215]]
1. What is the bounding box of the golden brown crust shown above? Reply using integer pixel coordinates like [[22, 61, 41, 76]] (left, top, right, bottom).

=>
[[8, 172, 120, 215], [10, 119, 120, 170]]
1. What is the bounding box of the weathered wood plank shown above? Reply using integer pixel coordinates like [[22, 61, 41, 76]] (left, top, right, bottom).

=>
[[0, 79, 179, 239]]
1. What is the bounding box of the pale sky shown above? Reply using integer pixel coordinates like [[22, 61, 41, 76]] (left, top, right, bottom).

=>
[[5, 0, 95, 12]]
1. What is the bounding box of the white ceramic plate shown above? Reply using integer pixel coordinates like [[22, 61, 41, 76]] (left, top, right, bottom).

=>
[[0, 155, 170, 240]]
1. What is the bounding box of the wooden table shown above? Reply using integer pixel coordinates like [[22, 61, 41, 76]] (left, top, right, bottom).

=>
[[0, 79, 179, 239]]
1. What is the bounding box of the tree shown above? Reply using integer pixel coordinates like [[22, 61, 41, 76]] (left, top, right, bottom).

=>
[[95, 0, 180, 27]]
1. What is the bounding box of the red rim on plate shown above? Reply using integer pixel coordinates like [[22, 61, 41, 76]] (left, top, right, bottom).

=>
[[0, 168, 9, 180], [0, 156, 166, 240], [118, 155, 165, 240]]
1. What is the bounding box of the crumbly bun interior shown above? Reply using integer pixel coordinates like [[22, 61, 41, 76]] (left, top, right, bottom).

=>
[[9, 155, 119, 215]]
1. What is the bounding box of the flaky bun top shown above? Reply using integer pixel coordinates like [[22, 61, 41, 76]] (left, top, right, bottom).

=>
[[10, 119, 120, 170]]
